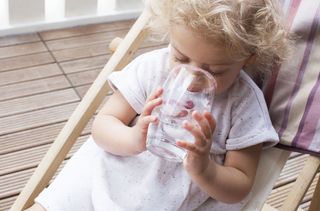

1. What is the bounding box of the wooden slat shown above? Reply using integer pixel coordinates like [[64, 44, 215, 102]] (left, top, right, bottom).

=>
[[0, 89, 80, 118], [267, 172, 320, 208], [299, 201, 310, 210], [0, 33, 40, 47], [0, 42, 47, 59], [39, 20, 134, 41], [0, 195, 16, 211], [275, 154, 309, 187], [280, 156, 320, 211], [290, 152, 302, 158], [0, 102, 78, 136], [0, 63, 62, 86], [0, 76, 71, 101], [309, 174, 320, 210], [0, 52, 54, 72], [0, 120, 93, 155]]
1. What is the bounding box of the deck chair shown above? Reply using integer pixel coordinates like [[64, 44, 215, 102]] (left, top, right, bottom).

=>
[[10, 0, 320, 210]]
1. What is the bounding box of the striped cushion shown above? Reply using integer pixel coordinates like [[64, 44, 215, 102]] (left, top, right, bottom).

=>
[[264, 0, 320, 156]]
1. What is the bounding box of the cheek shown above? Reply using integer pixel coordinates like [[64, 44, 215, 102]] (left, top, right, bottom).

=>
[[214, 73, 240, 94]]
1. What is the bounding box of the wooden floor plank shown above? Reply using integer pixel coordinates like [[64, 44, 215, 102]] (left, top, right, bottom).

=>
[[60, 54, 108, 74], [75, 84, 114, 101], [0, 76, 71, 101], [39, 20, 134, 41], [0, 135, 89, 176], [0, 42, 47, 59], [0, 52, 54, 72], [52, 43, 111, 62], [0, 157, 70, 211], [67, 68, 102, 87], [0, 102, 78, 136], [0, 63, 62, 86], [52, 38, 167, 62], [0, 120, 93, 155], [0, 136, 88, 198], [45, 29, 128, 51], [0, 89, 80, 118], [0, 33, 40, 47], [59, 43, 168, 74], [75, 84, 95, 98]]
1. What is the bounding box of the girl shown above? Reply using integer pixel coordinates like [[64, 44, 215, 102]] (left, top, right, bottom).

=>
[[28, 0, 289, 210]]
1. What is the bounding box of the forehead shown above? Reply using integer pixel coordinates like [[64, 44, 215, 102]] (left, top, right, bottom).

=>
[[170, 25, 235, 65]]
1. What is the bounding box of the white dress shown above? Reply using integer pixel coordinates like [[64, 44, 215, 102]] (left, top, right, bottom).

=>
[[35, 47, 279, 211]]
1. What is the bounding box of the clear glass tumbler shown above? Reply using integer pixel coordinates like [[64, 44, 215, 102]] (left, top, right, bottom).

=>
[[146, 64, 216, 162]]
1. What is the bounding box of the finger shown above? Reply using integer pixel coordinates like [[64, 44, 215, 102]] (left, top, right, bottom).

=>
[[141, 97, 162, 116], [192, 111, 212, 139], [182, 120, 207, 147], [140, 115, 158, 131], [204, 111, 216, 133], [146, 87, 163, 103], [176, 140, 201, 154]]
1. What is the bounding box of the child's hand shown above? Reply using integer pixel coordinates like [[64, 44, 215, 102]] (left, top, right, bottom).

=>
[[132, 87, 163, 153], [176, 111, 216, 176]]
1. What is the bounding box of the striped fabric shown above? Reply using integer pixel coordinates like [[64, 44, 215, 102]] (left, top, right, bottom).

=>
[[264, 0, 320, 156]]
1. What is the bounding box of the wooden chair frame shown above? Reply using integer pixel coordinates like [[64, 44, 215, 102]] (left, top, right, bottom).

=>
[[10, 8, 320, 211]]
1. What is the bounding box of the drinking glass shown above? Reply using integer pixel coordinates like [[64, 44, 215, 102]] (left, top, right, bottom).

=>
[[146, 64, 216, 162]]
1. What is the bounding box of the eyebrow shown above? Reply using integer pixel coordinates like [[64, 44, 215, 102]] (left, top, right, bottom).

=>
[[172, 45, 232, 67]]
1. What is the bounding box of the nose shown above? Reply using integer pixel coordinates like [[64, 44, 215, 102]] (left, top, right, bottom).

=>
[[189, 61, 202, 68]]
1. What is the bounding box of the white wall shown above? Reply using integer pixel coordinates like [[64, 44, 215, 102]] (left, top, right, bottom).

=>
[[0, 0, 143, 36]]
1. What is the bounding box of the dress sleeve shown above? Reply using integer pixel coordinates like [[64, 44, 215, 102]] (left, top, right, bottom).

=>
[[226, 77, 279, 150], [108, 55, 147, 114]]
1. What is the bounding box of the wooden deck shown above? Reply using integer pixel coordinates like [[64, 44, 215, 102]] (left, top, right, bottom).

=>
[[0, 19, 318, 211]]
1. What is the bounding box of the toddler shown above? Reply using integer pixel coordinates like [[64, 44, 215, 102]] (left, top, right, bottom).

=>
[[28, 0, 289, 210]]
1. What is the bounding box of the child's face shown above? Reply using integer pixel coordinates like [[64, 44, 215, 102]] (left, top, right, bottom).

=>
[[169, 25, 250, 94]]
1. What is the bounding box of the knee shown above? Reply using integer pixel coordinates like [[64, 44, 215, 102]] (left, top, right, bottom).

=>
[[24, 203, 46, 211]]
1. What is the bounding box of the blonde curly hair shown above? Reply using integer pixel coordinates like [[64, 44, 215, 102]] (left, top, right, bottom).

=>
[[146, 0, 291, 74]]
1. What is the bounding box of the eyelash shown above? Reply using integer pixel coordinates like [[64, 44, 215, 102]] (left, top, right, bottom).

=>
[[174, 56, 224, 76], [174, 56, 189, 63]]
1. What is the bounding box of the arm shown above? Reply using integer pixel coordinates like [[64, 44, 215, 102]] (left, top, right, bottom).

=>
[[177, 111, 262, 203], [191, 144, 261, 203], [92, 88, 163, 156]]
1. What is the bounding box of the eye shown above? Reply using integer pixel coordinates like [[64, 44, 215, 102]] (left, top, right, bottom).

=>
[[174, 56, 189, 63], [209, 70, 224, 76]]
